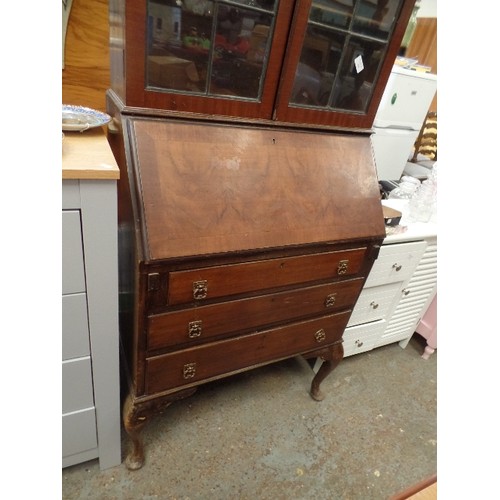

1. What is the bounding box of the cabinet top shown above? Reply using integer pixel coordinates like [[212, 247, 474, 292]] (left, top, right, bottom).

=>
[[62, 128, 120, 180], [382, 200, 437, 243]]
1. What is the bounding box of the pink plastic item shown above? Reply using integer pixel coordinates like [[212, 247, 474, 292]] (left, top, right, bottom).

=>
[[416, 294, 437, 360]]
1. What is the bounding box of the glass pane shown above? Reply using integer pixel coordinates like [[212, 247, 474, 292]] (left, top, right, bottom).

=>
[[210, 5, 273, 99], [331, 36, 385, 112], [352, 0, 401, 40], [309, 0, 354, 30], [146, 1, 275, 101], [227, 0, 277, 11], [147, 1, 214, 93], [290, 26, 346, 107], [289, 0, 403, 113]]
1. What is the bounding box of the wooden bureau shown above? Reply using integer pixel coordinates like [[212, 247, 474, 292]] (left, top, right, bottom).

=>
[[107, 112, 386, 470]]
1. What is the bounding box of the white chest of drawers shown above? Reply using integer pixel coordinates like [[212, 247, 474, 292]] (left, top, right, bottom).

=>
[[342, 203, 437, 358]]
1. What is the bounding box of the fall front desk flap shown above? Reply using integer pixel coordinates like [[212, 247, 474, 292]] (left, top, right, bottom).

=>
[[124, 117, 385, 261]]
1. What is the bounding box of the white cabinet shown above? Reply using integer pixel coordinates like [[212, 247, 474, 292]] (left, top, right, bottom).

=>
[[62, 130, 121, 470], [343, 220, 437, 358]]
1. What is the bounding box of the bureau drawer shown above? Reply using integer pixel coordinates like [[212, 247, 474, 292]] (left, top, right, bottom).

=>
[[347, 282, 401, 327], [166, 248, 367, 305], [148, 278, 364, 351], [146, 311, 351, 394], [364, 241, 427, 288]]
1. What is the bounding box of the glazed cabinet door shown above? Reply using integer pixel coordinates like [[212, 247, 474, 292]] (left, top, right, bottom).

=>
[[111, 0, 415, 128], [275, 0, 416, 129], [118, 0, 295, 118]]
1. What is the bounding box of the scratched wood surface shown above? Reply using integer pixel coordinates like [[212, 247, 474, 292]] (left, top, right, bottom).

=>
[[129, 119, 386, 260]]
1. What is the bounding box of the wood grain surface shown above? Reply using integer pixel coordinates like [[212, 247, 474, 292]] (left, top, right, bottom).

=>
[[62, 0, 110, 112], [130, 119, 386, 260]]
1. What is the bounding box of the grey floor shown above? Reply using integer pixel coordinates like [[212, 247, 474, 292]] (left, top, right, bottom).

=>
[[62, 334, 436, 500]]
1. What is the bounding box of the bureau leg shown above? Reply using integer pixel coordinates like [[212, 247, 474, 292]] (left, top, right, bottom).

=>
[[123, 394, 147, 470], [309, 342, 344, 402], [123, 388, 197, 470]]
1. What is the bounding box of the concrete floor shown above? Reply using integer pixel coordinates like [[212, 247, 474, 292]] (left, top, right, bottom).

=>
[[62, 335, 437, 500]]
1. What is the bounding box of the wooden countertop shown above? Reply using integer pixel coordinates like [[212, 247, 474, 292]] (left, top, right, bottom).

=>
[[62, 127, 120, 180]]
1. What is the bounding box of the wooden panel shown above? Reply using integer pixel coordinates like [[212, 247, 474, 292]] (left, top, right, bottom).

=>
[[146, 311, 351, 394], [130, 119, 386, 260], [148, 278, 364, 351], [62, 0, 110, 112], [62, 128, 120, 180], [405, 18, 437, 113], [167, 249, 367, 305]]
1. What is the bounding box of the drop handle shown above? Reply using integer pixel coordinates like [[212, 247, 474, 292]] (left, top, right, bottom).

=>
[[355, 340, 363, 347], [392, 263, 402, 272], [193, 280, 208, 300], [402, 288, 410, 296], [370, 301, 379, 309]]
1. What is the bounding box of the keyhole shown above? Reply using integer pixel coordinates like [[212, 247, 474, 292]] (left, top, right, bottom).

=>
[[272, 138, 276, 144]]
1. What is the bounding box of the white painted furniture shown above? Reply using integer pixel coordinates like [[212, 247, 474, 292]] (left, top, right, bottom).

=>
[[343, 200, 437, 358], [62, 129, 122, 470]]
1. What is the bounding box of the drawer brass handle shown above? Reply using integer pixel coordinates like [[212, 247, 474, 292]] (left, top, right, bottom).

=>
[[188, 320, 202, 338], [402, 288, 410, 296], [183, 363, 197, 379], [370, 301, 379, 309], [337, 260, 349, 275], [392, 263, 402, 272], [325, 293, 337, 307], [355, 340, 363, 348], [193, 280, 208, 300], [315, 329, 326, 343]]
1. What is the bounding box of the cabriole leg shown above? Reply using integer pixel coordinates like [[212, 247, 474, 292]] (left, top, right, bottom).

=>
[[310, 342, 344, 402], [123, 388, 197, 470]]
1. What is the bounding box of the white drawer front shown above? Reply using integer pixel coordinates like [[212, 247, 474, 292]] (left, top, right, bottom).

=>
[[364, 240, 427, 288], [62, 210, 86, 295], [62, 293, 90, 361], [343, 320, 386, 357], [62, 408, 97, 459], [62, 358, 94, 414], [376, 241, 437, 348], [347, 282, 401, 327]]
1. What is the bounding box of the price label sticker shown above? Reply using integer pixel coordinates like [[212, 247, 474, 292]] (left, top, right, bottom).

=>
[[354, 55, 364, 73]]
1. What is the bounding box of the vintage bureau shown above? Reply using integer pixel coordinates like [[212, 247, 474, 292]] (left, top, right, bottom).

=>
[[106, 0, 417, 469], [62, 129, 122, 470], [107, 116, 386, 469]]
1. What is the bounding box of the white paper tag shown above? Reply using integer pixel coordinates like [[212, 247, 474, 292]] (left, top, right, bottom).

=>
[[354, 54, 364, 73]]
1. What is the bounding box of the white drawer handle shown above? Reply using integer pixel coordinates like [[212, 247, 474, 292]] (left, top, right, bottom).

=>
[[392, 263, 402, 272], [370, 301, 379, 309], [355, 340, 363, 348], [402, 288, 410, 296]]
